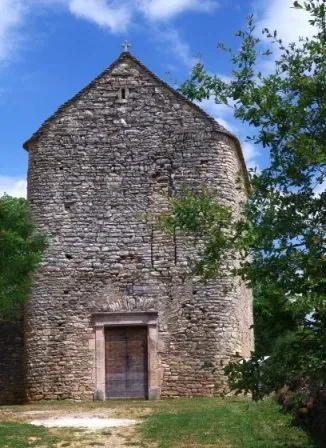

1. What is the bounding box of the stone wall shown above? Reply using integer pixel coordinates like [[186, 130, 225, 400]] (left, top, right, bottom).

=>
[[0, 321, 24, 404], [24, 52, 253, 400]]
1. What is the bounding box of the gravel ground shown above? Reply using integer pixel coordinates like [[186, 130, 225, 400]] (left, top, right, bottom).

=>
[[30, 416, 139, 429], [0, 402, 154, 447]]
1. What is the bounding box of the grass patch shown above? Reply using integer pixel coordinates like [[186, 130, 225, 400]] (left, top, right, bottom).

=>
[[0, 421, 62, 447], [141, 398, 315, 448], [0, 398, 315, 448]]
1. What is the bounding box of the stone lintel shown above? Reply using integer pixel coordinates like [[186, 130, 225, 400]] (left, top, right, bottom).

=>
[[92, 311, 158, 327]]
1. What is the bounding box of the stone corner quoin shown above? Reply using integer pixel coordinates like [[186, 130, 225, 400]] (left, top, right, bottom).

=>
[[20, 51, 254, 402]]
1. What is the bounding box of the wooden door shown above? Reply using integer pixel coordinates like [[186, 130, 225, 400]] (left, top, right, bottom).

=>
[[105, 326, 148, 399]]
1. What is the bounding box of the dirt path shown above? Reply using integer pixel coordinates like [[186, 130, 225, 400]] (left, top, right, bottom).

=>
[[0, 401, 156, 447]]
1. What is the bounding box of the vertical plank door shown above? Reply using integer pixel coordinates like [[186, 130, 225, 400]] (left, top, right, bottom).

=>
[[105, 326, 148, 399]]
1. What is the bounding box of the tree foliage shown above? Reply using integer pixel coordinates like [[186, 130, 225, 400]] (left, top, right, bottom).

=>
[[161, 0, 326, 399], [160, 186, 234, 279], [0, 195, 47, 320]]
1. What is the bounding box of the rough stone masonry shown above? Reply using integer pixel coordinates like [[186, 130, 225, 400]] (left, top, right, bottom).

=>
[[22, 51, 254, 401]]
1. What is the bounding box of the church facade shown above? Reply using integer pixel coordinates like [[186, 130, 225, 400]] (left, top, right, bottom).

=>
[[23, 51, 253, 401]]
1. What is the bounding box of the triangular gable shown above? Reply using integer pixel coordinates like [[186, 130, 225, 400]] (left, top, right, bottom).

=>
[[23, 51, 249, 190]]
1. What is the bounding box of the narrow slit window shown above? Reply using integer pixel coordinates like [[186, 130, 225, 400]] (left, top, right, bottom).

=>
[[118, 87, 129, 101]]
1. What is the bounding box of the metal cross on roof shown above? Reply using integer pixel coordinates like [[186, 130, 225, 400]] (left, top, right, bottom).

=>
[[122, 40, 131, 52]]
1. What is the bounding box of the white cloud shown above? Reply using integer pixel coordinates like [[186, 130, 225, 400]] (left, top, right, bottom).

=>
[[0, 0, 219, 64], [254, 0, 316, 75], [255, 0, 315, 45], [242, 142, 260, 170], [138, 0, 217, 20], [196, 97, 229, 117], [0, 0, 26, 62], [67, 0, 132, 33], [0, 176, 27, 198], [157, 28, 196, 68]]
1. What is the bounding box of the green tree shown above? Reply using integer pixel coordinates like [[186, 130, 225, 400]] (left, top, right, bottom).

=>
[[161, 0, 326, 398], [0, 195, 47, 320]]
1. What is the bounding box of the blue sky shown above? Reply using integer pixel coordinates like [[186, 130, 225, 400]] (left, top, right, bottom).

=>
[[0, 0, 313, 197]]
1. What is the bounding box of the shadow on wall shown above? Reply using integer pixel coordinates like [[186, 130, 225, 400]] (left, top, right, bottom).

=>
[[0, 321, 24, 404]]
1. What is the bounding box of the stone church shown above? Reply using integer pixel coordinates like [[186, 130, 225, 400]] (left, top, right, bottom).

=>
[[19, 49, 253, 401]]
